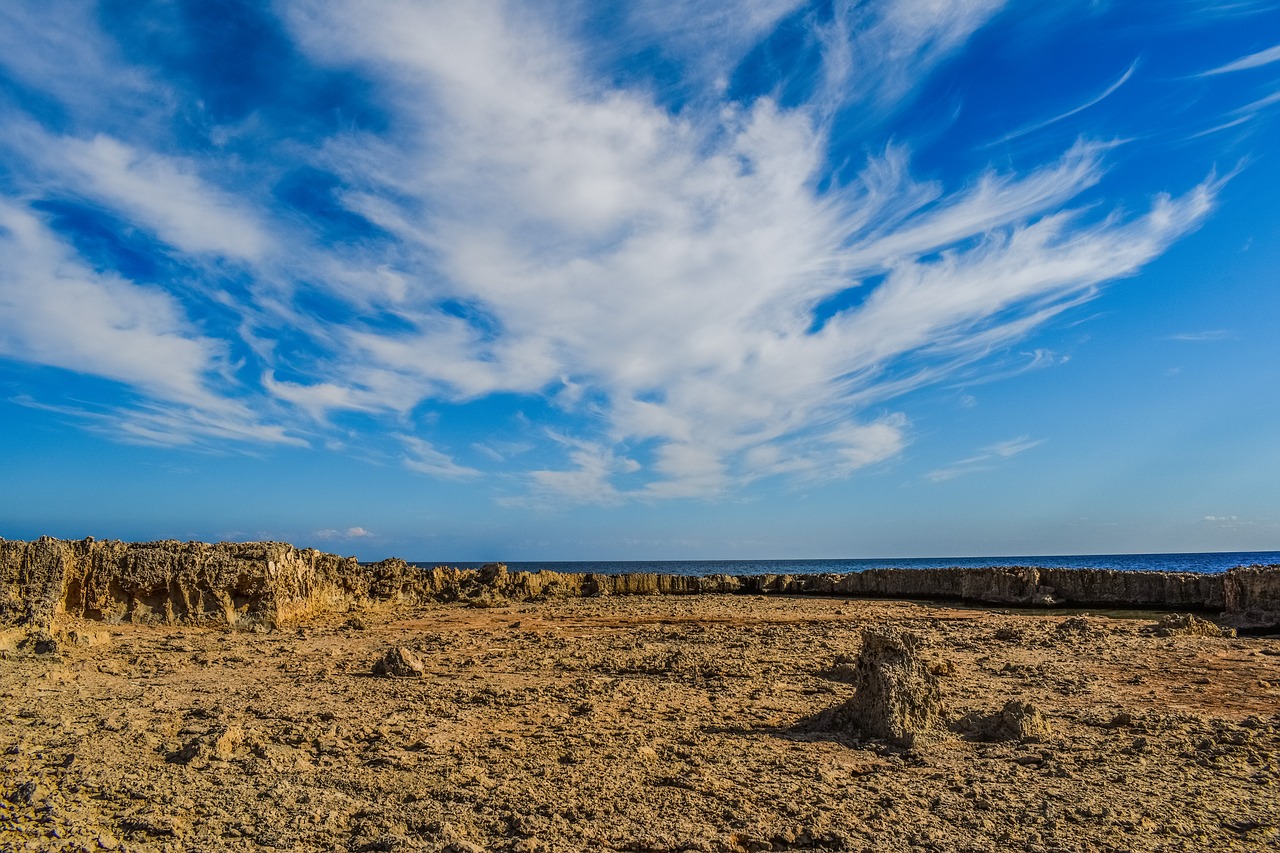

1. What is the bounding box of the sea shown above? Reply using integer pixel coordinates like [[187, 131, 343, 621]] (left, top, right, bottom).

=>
[[414, 550, 1280, 576]]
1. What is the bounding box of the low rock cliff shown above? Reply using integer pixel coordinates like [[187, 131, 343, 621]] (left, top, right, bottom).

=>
[[2, 537, 1277, 632]]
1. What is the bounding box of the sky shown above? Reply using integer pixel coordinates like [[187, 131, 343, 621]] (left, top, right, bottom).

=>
[[1, 0, 1278, 562]]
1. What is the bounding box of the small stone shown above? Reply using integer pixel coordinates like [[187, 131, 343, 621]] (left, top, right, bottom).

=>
[[1106, 711, 1133, 729], [97, 833, 119, 850], [1056, 617, 1092, 635]]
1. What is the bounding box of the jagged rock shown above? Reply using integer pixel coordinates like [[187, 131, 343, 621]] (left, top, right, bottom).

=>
[[2, 537, 1277, 632], [373, 646, 425, 678], [1146, 613, 1235, 638], [24, 632, 59, 655], [812, 627, 945, 748], [478, 562, 508, 583], [958, 700, 1053, 743]]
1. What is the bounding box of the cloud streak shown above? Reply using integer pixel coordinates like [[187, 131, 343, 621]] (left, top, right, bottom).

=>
[[927, 436, 1045, 482], [1200, 42, 1280, 75], [0, 0, 1229, 502]]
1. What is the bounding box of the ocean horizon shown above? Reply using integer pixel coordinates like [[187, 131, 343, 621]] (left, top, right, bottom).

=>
[[410, 549, 1280, 576]]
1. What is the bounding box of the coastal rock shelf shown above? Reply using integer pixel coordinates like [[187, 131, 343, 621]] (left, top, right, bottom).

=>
[[2, 537, 1278, 633]]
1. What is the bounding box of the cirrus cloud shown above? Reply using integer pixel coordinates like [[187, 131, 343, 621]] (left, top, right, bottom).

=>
[[0, 0, 1236, 503]]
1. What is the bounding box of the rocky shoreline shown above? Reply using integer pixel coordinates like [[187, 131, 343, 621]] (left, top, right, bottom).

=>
[[3, 538, 1279, 642]]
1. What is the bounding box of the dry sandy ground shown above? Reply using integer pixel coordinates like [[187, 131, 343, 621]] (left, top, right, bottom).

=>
[[1, 595, 1278, 853]]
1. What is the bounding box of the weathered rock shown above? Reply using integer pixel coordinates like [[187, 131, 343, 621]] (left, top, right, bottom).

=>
[[1146, 613, 1235, 638], [959, 700, 1053, 743], [373, 646, 426, 678], [1, 537, 1276, 632], [813, 627, 945, 747]]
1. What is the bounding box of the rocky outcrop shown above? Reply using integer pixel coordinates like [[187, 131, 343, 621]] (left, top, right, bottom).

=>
[[809, 627, 946, 747], [2, 537, 1277, 632], [739, 566, 1224, 609], [1223, 566, 1280, 626]]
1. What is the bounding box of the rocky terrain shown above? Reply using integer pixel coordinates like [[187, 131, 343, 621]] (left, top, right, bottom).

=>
[[1, 538, 1278, 851], [3, 592, 1278, 852]]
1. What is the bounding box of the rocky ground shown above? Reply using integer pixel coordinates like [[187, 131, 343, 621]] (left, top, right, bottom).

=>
[[1, 594, 1277, 852]]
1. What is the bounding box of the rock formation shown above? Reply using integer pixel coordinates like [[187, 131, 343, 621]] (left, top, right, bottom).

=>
[[1, 537, 1277, 635], [812, 627, 945, 748]]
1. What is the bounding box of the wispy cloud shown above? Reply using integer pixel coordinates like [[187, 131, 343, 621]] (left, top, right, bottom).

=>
[[990, 60, 1140, 145], [400, 436, 482, 480], [314, 526, 373, 540], [0, 1, 1230, 502], [927, 436, 1045, 482], [1200, 42, 1280, 75], [1164, 329, 1237, 342]]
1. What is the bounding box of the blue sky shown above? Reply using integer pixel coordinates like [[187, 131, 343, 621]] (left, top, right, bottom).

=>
[[1, 0, 1278, 561]]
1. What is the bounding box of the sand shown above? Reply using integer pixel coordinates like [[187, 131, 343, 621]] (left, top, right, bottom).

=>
[[2, 594, 1277, 852]]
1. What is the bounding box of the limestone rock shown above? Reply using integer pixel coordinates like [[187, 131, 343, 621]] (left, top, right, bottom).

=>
[[960, 700, 1053, 743], [813, 627, 945, 747], [373, 646, 426, 678]]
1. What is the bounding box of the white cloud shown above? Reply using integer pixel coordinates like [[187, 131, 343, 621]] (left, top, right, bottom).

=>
[[0, 1, 1227, 502], [991, 60, 1139, 145], [813, 0, 1008, 113], [1165, 330, 1237, 342], [52, 135, 268, 261], [1200, 42, 1280, 75], [0, 200, 215, 398], [400, 436, 482, 480], [0, 199, 298, 446], [517, 433, 645, 505], [0, 1, 161, 124], [271, 0, 1217, 501], [314, 526, 374, 540], [927, 435, 1044, 482]]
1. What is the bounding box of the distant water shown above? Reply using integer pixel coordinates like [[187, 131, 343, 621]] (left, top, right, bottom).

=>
[[415, 550, 1280, 576]]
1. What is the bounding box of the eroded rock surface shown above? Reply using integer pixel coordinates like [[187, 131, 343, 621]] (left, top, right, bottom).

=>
[[812, 626, 945, 747], [2, 538, 1278, 640]]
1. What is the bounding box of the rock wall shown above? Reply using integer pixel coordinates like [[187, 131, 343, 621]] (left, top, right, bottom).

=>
[[733, 566, 1225, 609], [1, 537, 1277, 631]]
